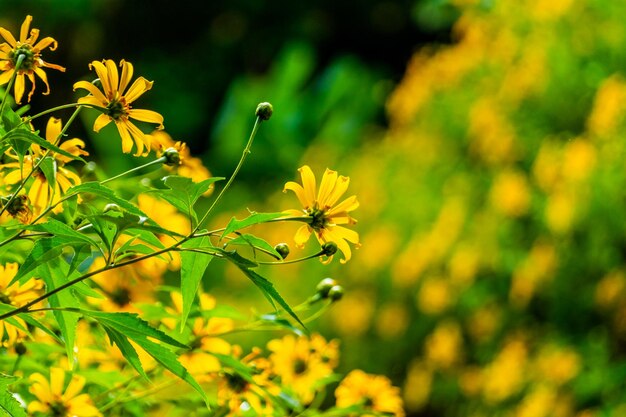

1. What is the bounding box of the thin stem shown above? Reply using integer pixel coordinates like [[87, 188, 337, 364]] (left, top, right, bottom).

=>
[[0, 54, 25, 117], [196, 116, 263, 231], [256, 249, 325, 265], [101, 156, 167, 185]]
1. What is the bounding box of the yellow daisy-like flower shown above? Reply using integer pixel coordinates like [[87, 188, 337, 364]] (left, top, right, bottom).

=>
[[335, 370, 405, 417], [28, 367, 102, 416], [1, 117, 88, 214], [283, 165, 360, 263], [73, 59, 164, 156], [0, 15, 65, 103]]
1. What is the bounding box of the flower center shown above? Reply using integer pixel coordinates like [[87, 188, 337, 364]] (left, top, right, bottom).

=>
[[9, 44, 37, 71], [106, 99, 127, 120], [293, 359, 307, 375], [226, 373, 248, 393], [308, 208, 328, 231], [111, 287, 131, 307], [48, 400, 69, 416], [0, 292, 11, 305]]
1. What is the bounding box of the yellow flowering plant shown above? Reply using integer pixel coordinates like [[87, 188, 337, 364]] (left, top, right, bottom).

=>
[[0, 15, 402, 416]]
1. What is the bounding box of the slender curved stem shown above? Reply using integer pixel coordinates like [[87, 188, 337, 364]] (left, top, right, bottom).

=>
[[101, 156, 167, 185]]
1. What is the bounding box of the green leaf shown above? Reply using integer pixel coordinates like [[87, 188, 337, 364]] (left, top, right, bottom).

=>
[[154, 175, 224, 224], [24, 218, 100, 248], [0, 389, 26, 417], [211, 353, 255, 384], [259, 313, 304, 336], [38, 156, 57, 190], [220, 212, 284, 240], [1, 129, 85, 162], [67, 182, 147, 217], [102, 326, 148, 380], [226, 234, 282, 259], [180, 235, 214, 331], [10, 237, 73, 285], [37, 260, 80, 365]]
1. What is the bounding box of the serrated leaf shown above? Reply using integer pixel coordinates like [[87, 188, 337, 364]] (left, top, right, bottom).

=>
[[24, 218, 100, 248], [227, 234, 282, 259], [163, 175, 223, 203], [220, 212, 284, 240], [0, 389, 26, 417], [1, 129, 85, 162], [102, 326, 148, 380], [259, 313, 304, 336], [180, 235, 214, 331], [10, 237, 72, 285], [211, 353, 255, 384], [38, 156, 57, 190], [37, 260, 79, 365]]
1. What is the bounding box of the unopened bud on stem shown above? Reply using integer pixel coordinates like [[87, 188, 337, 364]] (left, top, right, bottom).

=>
[[255, 102, 273, 120]]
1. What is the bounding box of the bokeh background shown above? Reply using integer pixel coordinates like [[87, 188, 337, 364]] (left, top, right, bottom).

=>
[[4, 0, 626, 415]]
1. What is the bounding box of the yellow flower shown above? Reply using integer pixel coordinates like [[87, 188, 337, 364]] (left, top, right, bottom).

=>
[[28, 367, 102, 416], [149, 130, 213, 194], [335, 369, 405, 417], [1, 117, 88, 214], [0, 15, 65, 103], [73, 59, 164, 156], [0, 263, 43, 347], [267, 333, 337, 404], [283, 165, 360, 263]]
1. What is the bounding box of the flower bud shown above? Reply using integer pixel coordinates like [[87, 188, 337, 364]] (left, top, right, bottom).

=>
[[14, 342, 26, 356], [255, 102, 273, 120], [162, 147, 181, 166], [321, 242, 338, 257], [274, 243, 290, 259], [316, 278, 337, 298], [103, 203, 122, 213], [328, 285, 344, 302]]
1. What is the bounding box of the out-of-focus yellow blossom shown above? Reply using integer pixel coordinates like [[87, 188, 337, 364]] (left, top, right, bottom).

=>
[[448, 244, 480, 287], [562, 139, 596, 183], [586, 75, 626, 137], [149, 130, 213, 195], [469, 98, 518, 164], [358, 225, 399, 274], [267, 333, 338, 404], [0, 15, 65, 103], [1, 117, 88, 215], [510, 240, 557, 307], [328, 290, 374, 336], [375, 303, 409, 339], [335, 369, 405, 417], [424, 320, 463, 370], [403, 359, 432, 411], [417, 277, 453, 315], [179, 316, 234, 380], [467, 304, 501, 344], [533, 345, 580, 385], [0, 263, 42, 346], [28, 368, 101, 416], [515, 385, 558, 417], [489, 170, 531, 217], [459, 366, 483, 397], [482, 338, 528, 403], [545, 190, 575, 234], [73, 59, 164, 156], [283, 165, 360, 263], [595, 270, 626, 308]]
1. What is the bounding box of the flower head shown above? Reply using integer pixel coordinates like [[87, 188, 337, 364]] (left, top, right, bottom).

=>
[[28, 368, 102, 416], [73, 59, 164, 156], [335, 370, 405, 417], [283, 165, 360, 263], [0, 15, 65, 103]]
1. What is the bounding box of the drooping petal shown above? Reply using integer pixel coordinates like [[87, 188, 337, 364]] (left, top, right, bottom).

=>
[[49, 368, 65, 396], [26, 72, 37, 101], [317, 168, 338, 208], [29, 374, 54, 404], [33, 68, 50, 96], [294, 224, 312, 248], [299, 165, 317, 207], [330, 225, 360, 244], [73, 80, 108, 103], [118, 59, 134, 94], [59, 138, 89, 158], [326, 195, 359, 216], [26, 28, 39, 45], [115, 122, 134, 154], [66, 394, 101, 416], [0, 27, 17, 47], [283, 181, 309, 209], [129, 108, 164, 128], [93, 113, 112, 133], [40, 61, 65, 72], [14, 73, 25, 104], [19, 15, 32, 43], [320, 229, 353, 264], [0, 68, 14, 85], [125, 120, 150, 156], [77, 95, 106, 109], [45, 117, 62, 143], [124, 77, 153, 103], [33, 36, 57, 51]]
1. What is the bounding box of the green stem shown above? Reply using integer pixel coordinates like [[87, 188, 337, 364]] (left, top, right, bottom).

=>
[[256, 249, 325, 265], [101, 156, 167, 185], [196, 116, 263, 230], [0, 54, 25, 117]]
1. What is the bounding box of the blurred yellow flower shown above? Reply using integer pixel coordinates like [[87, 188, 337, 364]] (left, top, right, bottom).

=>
[[489, 170, 531, 217], [283, 165, 360, 263], [28, 368, 101, 416], [482, 338, 528, 403], [73, 59, 164, 156], [1, 117, 88, 214], [417, 277, 453, 315], [424, 320, 463, 370], [587, 75, 626, 137], [403, 360, 432, 411], [0, 15, 65, 103], [335, 369, 405, 417], [0, 263, 42, 346]]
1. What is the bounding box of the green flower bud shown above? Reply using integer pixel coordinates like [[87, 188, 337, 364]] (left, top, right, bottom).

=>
[[14, 342, 26, 356], [274, 243, 290, 259], [255, 102, 273, 120], [321, 242, 338, 257], [163, 147, 181, 166], [316, 278, 337, 298], [328, 285, 344, 302]]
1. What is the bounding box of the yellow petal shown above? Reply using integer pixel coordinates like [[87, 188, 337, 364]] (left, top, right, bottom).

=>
[[283, 181, 309, 209], [326, 195, 359, 216], [45, 117, 62, 144], [105, 59, 119, 93], [14, 73, 25, 104], [125, 120, 150, 156], [19, 15, 32, 43], [34, 67, 51, 95], [317, 168, 338, 208], [90, 60, 112, 96], [29, 373, 53, 403], [128, 108, 164, 128], [93, 113, 112, 133], [33, 36, 58, 51], [124, 77, 153, 103], [299, 165, 317, 207], [325, 175, 350, 208], [63, 374, 86, 400], [118, 59, 134, 94], [73, 80, 108, 104], [50, 368, 65, 396], [294, 224, 312, 248], [116, 122, 134, 154], [0, 68, 14, 85], [0, 27, 17, 47]]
